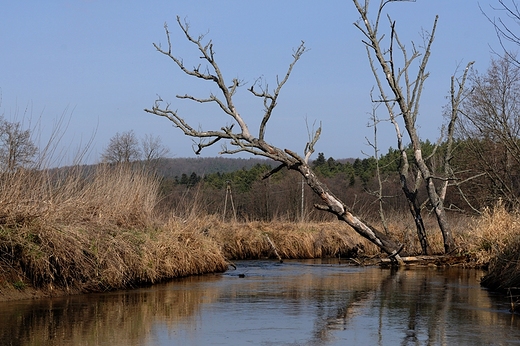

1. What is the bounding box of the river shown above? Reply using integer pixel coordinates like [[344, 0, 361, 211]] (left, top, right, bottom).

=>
[[1, 259, 519, 345]]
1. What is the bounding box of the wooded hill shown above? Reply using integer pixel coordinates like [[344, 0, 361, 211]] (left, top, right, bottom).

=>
[[153, 157, 275, 179], [153, 156, 356, 179]]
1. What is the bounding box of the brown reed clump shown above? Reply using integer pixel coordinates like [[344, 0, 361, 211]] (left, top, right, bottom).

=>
[[470, 203, 520, 291], [0, 165, 227, 300], [205, 220, 363, 260], [461, 202, 520, 268], [0, 164, 159, 229]]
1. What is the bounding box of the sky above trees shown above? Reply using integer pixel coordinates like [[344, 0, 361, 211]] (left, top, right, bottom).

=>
[[0, 0, 509, 165]]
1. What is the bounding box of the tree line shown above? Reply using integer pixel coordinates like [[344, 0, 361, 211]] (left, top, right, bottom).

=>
[[159, 131, 518, 223]]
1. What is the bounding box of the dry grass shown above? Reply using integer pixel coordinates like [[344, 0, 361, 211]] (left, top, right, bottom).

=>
[[465, 202, 520, 291], [458, 203, 518, 266], [0, 165, 227, 299], [3, 162, 520, 299], [205, 220, 363, 260], [0, 165, 158, 228]]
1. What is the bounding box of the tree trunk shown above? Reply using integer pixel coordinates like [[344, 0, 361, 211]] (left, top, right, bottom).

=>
[[294, 160, 405, 262], [399, 149, 431, 255], [411, 136, 455, 254], [403, 188, 430, 255]]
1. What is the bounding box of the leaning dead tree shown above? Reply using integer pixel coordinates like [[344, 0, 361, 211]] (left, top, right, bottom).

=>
[[353, 0, 455, 254], [145, 16, 404, 263]]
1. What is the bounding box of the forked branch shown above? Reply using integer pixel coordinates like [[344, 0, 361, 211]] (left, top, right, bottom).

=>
[[249, 42, 307, 141]]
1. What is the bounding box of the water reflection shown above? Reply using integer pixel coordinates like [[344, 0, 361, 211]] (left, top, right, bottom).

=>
[[1, 260, 519, 345]]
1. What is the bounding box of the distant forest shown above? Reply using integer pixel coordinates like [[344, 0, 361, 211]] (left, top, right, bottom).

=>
[[155, 138, 501, 222], [154, 156, 355, 182], [154, 157, 276, 179], [156, 153, 369, 222]]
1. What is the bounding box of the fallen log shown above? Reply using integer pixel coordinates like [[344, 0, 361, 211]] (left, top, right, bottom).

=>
[[379, 255, 468, 266]]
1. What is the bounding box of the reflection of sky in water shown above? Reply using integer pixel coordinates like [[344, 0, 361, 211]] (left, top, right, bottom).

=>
[[2, 260, 519, 346]]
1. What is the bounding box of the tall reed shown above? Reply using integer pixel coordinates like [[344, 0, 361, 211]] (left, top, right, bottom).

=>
[[471, 203, 520, 290], [205, 220, 363, 260], [0, 164, 227, 298]]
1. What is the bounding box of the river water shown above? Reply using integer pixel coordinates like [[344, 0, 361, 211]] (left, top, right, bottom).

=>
[[1, 259, 519, 346]]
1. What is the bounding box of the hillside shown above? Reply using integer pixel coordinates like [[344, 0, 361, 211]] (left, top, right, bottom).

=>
[[153, 156, 359, 179], [52, 155, 357, 181], [154, 157, 275, 178]]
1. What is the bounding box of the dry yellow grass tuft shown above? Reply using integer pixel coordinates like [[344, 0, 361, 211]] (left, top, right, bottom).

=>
[[459, 202, 520, 267], [468, 202, 520, 290], [205, 221, 363, 260], [0, 165, 228, 299]]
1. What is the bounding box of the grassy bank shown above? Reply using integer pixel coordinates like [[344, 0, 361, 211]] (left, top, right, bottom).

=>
[[473, 203, 520, 291], [0, 165, 366, 301], [0, 164, 517, 301], [0, 165, 227, 300]]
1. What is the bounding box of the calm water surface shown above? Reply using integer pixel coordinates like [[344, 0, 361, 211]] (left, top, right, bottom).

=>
[[1, 259, 519, 346]]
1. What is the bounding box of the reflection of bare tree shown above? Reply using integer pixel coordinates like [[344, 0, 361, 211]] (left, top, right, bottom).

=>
[[308, 268, 397, 344], [305, 267, 510, 346], [381, 270, 450, 346], [425, 276, 450, 346]]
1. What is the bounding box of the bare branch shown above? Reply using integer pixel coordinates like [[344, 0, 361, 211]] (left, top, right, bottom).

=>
[[150, 17, 252, 140], [262, 163, 286, 180], [250, 41, 307, 141], [304, 119, 321, 164], [481, 0, 520, 66]]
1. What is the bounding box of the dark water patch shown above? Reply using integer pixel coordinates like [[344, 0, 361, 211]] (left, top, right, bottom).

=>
[[1, 259, 519, 345]]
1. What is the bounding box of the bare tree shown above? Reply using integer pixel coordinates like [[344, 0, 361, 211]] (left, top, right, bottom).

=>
[[0, 117, 37, 172], [364, 105, 393, 235], [145, 17, 405, 263], [353, 0, 455, 253], [482, 0, 520, 67], [439, 61, 478, 213], [458, 55, 520, 208], [101, 130, 141, 164], [141, 133, 170, 163]]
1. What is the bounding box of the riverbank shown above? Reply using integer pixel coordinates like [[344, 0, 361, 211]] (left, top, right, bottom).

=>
[[0, 166, 518, 301], [0, 210, 505, 302], [0, 217, 364, 301]]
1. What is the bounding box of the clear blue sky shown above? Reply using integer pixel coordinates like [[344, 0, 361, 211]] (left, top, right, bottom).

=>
[[0, 1, 508, 165]]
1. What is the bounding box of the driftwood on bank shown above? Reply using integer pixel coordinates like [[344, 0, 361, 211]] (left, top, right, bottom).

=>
[[379, 255, 468, 266]]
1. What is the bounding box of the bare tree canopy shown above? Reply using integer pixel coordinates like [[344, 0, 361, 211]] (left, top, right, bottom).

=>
[[101, 130, 141, 164], [0, 117, 37, 172], [145, 16, 405, 262], [482, 0, 520, 66], [141, 133, 170, 163], [458, 55, 520, 208]]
